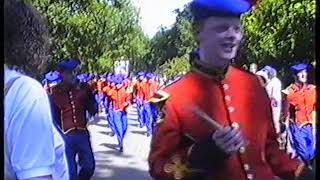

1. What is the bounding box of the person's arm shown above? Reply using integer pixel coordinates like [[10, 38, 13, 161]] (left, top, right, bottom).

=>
[[148, 99, 228, 180], [84, 84, 98, 116], [6, 90, 56, 179]]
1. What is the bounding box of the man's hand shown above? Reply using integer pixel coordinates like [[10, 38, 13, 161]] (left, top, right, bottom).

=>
[[212, 126, 247, 155]]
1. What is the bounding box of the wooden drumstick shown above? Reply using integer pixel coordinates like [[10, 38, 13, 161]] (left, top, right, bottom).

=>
[[191, 106, 223, 131]]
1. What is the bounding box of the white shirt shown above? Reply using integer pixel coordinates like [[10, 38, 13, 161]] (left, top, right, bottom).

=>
[[265, 77, 282, 133], [4, 66, 69, 180]]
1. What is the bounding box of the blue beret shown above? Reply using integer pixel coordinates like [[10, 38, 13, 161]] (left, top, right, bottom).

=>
[[76, 73, 87, 81], [137, 72, 145, 77], [190, 0, 254, 21], [57, 58, 81, 71], [45, 71, 61, 83], [114, 76, 123, 85], [146, 73, 154, 79], [290, 63, 309, 74]]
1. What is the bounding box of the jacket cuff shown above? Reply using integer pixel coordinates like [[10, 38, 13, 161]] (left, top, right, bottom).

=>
[[187, 136, 229, 171]]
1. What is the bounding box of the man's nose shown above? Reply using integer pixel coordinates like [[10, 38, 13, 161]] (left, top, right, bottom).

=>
[[225, 27, 237, 39]]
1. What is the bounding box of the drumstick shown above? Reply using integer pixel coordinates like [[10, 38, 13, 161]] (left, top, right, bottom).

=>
[[191, 106, 223, 130], [192, 105, 250, 148]]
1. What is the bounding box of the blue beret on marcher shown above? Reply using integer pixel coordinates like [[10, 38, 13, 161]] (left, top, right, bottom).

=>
[[137, 72, 145, 77], [290, 63, 309, 74], [190, 0, 256, 21], [45, 71, 61, 83], [146, 73, 154, 79], [76, 73, 87, 81], [114, 76, 123, 85], [57, 58, 81, 71]]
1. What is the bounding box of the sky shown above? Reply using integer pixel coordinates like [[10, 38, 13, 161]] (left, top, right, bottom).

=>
[[132, 0, 192, 38]]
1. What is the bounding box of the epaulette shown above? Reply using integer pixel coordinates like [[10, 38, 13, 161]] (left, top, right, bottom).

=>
[[307, 84, 316, 90], [149, 90, 170, 124]]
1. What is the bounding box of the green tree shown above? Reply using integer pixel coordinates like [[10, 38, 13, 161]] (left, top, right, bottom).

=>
[[27, 0, 149, 74], [240, 0, 315, 83]]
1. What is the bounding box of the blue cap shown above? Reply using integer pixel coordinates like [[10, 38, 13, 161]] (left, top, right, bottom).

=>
[[45, 71, 61, 83], [57, 58, 81, 71], [146, 73, 154, 79], [190, 0, 255, 21], [76, 73, 87, 81], [137, 72, 145, 77], [114, 76, 123, 85], [290, 63, 309, 74]]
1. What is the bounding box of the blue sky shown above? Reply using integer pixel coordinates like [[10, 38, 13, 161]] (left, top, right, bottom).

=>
[[132, 0, 192, 38]]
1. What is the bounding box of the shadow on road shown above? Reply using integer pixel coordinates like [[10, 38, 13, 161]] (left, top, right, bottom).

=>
[[93, 164, 152, 180], [95, 149, 134, 159], [98, 131, 115, 137], [99, 143, 119, 151], [129, 123, 141, 127], [130, 130, 147, 136]]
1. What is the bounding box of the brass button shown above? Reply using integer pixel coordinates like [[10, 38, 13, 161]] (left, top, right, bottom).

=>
[[231, 122, 239, 129], [228, 106, 235, 113], [73, 116, 76, 119], [243, 164, 250, 171], [225, 95, 231, 101], [71, 101, 75, 105], [239, 146, 246, 154], [223, 84, 229, 90], [247, 173, 254, 179], [73, 120, 77, 123]]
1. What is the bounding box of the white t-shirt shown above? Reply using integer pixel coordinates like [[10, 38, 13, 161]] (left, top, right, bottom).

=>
[[4, 65, 69, 180]]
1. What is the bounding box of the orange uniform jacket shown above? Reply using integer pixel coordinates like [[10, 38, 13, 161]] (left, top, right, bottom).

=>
[[109, 87, 131, 112], [136, 81, 148, 101], [97, 79, 107, 93], [148, 66, 304, 180], [283, 83, 316, 127]]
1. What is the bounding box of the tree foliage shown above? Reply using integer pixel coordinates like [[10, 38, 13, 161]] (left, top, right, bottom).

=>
[[240, 0, 315, 82], [27, 0, 149, 74], [147, 0, 315, 81]]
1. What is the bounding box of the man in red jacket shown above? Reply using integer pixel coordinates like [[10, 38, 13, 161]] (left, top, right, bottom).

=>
[[51, 58, 98, 180], [148, 0, 314, 180]]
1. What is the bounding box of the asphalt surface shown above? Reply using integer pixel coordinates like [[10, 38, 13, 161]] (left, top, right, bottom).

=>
[[88, 105, 153, 180]]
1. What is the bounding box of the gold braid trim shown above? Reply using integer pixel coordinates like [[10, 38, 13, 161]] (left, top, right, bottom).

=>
[[163, 155, 205, 180], [294, 163, 305, 178], [149, 90, 170, 125]]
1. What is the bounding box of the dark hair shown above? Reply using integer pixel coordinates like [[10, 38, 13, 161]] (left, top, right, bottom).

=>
[[4, 0, 49, 79]]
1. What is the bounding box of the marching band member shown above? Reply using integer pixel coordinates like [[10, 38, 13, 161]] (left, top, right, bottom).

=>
[[282, 63, 316, 165], [148, 1, 314, 180], [50, 58, 98, 180]]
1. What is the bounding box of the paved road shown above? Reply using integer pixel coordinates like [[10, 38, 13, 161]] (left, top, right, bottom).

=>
[[88, 105, 153, 180]]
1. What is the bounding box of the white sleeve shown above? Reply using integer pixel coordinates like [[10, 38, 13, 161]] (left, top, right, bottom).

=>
[[6, 93, 55, 179], [272, 82, 282, 103]]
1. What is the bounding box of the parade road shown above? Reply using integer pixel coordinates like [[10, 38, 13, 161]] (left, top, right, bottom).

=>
[[88, 105, 153, 180]]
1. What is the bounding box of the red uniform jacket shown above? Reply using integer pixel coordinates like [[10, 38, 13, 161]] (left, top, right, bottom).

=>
[[109, 86, 131, 112], [97, 79, 107, 93], [148, 66, 303, 180], [51, 82, 98, 134], [136, 81, 148, 101], [283, 83, 316, 127], [148, 80, 160, 100]]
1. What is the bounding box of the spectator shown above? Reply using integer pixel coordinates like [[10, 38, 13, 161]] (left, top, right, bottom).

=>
[[4, 0, 69, 179]]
